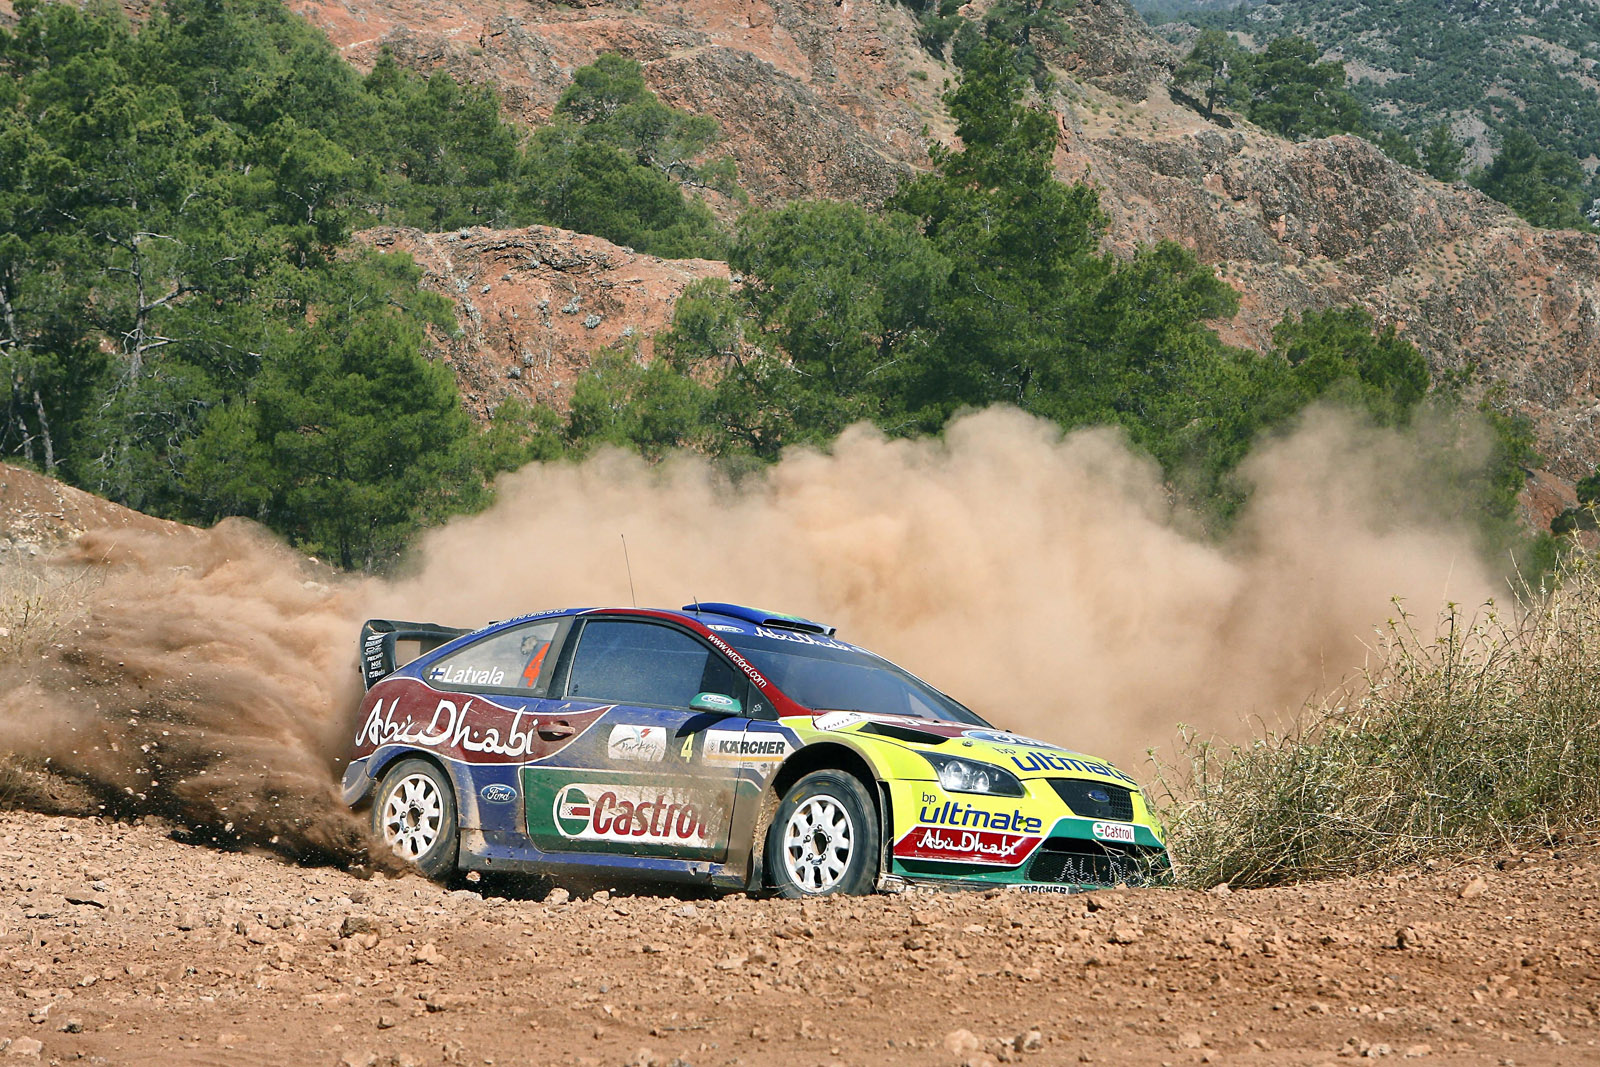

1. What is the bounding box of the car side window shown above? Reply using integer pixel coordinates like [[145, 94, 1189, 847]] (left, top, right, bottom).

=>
[[565, 620, 742, 709], [425, 621, 561, 695]]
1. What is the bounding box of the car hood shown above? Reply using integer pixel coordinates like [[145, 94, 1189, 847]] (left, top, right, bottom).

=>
[[804, 711, 1140, 788]]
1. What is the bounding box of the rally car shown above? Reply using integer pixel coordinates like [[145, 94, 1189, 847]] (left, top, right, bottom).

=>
[[342, 603, 1170, 896]]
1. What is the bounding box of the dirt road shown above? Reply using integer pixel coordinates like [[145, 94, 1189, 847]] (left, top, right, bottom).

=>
[[2, 812, 1596, 1066]]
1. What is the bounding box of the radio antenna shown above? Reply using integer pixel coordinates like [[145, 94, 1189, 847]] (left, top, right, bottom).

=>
[[620, 534, 638, 607]]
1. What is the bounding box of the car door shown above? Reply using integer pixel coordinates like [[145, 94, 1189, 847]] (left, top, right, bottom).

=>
[[521, 617, 752, 863], [395, 617, 597, 837]]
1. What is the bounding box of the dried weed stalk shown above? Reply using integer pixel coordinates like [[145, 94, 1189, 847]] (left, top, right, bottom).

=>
[[0, 563, 95, 659], [1157, 563, 1600, 888]]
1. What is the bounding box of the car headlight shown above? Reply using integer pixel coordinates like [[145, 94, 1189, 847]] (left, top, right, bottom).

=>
[[920, 752, 1025, 797]]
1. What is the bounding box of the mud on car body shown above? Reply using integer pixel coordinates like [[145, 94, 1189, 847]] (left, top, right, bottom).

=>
[[342, 603, 1171, 896]]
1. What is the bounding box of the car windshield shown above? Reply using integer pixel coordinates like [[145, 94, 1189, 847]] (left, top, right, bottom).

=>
[[724, 631, 987, 725]]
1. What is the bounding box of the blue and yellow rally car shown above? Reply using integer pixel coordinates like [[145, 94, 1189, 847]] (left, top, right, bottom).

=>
[[343, 602, 1170, 896]]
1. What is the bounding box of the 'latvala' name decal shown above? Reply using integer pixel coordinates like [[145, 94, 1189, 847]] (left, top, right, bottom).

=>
[[428, 663, 507, 687]]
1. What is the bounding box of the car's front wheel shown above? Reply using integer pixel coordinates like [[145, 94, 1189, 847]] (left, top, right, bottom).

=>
[[765, 770, 880, 897], [372, 758, 459, 879]]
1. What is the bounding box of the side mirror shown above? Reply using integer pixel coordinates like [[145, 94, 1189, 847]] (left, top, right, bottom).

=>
[[689, 692, 743, 716]]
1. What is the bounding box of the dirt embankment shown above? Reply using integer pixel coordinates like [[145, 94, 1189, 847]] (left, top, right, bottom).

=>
[[0, 466, 195, 564], [1, 811, 1597, 1066]]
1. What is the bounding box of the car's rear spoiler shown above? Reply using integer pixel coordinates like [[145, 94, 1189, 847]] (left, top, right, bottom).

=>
[[359, 618, 471, 690]]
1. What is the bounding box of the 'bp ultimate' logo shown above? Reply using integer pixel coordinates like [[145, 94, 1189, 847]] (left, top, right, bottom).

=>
[[553, 784, 712, 845]]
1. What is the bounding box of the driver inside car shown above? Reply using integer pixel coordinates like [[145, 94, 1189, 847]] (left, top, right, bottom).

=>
[[519, 631, 552, 688]]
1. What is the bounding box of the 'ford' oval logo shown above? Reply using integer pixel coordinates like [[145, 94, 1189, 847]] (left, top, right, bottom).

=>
[[1087, 788, 1110, 804], [479, 784, 517, 804]]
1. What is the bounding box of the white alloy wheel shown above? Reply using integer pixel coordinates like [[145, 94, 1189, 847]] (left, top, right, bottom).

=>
[[381, 771, 445, 860], [781, 794, 856, 893]]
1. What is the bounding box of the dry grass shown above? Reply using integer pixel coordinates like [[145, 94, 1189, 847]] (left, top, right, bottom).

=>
[[0, 561, 93, 659], [1157, 563, 1600, 889], [0, 562, 99, 812]]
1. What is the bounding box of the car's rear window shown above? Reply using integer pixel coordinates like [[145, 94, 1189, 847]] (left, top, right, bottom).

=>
[[724, 631, 986, 725]]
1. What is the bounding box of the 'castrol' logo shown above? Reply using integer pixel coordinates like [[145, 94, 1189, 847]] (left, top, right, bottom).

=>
[[1092, 821, 1136, 844], [553, 785, 711, 845]]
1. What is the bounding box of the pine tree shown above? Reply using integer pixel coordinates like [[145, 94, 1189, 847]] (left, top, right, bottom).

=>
[[1421, 122, 1465, 182]]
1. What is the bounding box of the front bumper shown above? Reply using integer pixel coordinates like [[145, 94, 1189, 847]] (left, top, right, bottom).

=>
[[883, 778, 1169, 891]]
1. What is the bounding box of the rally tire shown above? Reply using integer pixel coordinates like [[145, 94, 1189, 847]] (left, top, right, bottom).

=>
[[764, 770, 880, 898], [372, 758, 459, 880]]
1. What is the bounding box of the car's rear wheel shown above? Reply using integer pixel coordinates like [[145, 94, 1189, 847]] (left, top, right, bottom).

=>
[[373, 758, 459, 879], [765, 770, 879, 897]]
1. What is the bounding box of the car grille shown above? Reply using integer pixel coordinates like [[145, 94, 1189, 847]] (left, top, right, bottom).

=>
[[1024, 839, 1166, 888], [1048, 779, 1134, 821]]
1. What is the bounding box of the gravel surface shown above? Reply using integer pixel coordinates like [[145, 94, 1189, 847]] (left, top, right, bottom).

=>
[[2, 812, 1598, 1066]]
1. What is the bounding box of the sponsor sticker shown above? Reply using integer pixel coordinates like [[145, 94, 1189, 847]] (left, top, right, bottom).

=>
[[357, 695, 547, 761], [964, 729, 1060, 749], [1092, 821, 1136, 844], [812, 711, 868, 732], [751, 626, 855, 651], [428, 663, 508, 687], [1006, 748, 1140, 786], [362, 632, 386, 681], [701, 633, 772, 691], [916, 795, 1045, 835], [607, 724, 667, 763], [707, 624, 744, 633], [552, 784, 711, 845], [893, 825, 1042, 866], [703, 729, 792, 764], [479, 783, 518, 804]]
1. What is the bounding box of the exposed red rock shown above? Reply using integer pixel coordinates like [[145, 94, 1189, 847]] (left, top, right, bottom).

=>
[[358, 225, 728, 414], [290, 0, 932, 207]]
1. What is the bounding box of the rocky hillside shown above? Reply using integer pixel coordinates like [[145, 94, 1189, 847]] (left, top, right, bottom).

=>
[[1136, 0, 1600, 170], [289, 0, 1600, 490]]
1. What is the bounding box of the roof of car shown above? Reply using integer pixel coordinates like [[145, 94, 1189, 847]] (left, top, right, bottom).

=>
[[485, 602, 839, 641]]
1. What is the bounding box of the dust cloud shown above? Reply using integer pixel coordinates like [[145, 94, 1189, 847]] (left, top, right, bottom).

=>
[[378, 405, 1496, 771], [0, 405, 1494, 864], [0, 522, 384, 867]]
